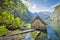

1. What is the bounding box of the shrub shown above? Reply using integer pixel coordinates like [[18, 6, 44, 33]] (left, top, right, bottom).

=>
[[0, 26, 8, 36], [6, 17, 21, 30]]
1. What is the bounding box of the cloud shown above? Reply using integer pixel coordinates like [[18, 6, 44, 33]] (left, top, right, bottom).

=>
[[21, 0, 54, 13], [28, 4, 40, 13], [28, 4, 54, 13], [21, 0, 27, 4]]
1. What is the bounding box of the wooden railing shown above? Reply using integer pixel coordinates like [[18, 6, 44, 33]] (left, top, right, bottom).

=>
[[0, 27, 47, 40]]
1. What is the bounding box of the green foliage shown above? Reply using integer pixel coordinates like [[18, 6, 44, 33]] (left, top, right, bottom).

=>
[[1, 0, 27, 11], [6, 17, 22, 30], [0, 26, 8, 36], [0, 0, 27, 30], [21, 9, 26, 14], [15, 17, 21, 26], [0, 10, 15, 25]]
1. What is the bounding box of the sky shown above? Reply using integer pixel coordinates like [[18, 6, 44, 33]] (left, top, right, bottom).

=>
[[21, 0, 60, 13]]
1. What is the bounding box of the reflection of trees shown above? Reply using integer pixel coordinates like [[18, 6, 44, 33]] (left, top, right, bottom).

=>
[[35, 29, 47, 40], [35, 32, 47, 40], [35, 32, 41, 40]]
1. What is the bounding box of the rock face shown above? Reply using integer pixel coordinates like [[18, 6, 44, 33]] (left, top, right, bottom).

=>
[[14, 9, 32, 23], [50, 4, 60, 38], [13, 9, 51, 23]]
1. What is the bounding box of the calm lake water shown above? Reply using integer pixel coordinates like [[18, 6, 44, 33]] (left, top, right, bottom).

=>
[[46, 25, 58, 40], [23, 33, 34, 40], [23, 25, 59, 40]]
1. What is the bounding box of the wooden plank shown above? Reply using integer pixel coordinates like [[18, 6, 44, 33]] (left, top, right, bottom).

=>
[[9, 29, 36, 36], [8, 27, 46, 36], [20, 29, 36, 34]]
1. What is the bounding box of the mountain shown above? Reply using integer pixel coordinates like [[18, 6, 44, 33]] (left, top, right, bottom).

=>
[[13, 9, 52, 23], [27, 11, 52, 22], [13, 9, 33, 23], [47, 4, 60, 38]]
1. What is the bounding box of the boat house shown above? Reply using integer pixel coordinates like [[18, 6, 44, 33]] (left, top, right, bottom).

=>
[[31, 16, 47, 31]]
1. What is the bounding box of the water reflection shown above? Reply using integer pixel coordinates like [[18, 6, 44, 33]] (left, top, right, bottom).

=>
[[23, 33, 34, 40], [46, 25, 58, 40], [23, 25, 59, 40]]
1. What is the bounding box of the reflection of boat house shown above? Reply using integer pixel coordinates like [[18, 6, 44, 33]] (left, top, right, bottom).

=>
[[31, 16, 47, 31]]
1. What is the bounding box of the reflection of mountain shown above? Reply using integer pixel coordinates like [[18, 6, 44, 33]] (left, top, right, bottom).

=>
[[14, 9, 52, 23]]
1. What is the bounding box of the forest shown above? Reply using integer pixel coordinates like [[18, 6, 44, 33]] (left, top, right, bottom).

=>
[[0, 0, 28, 35]]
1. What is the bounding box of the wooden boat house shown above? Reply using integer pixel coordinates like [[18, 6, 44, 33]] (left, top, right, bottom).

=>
[[31, 16, 47, 31]]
